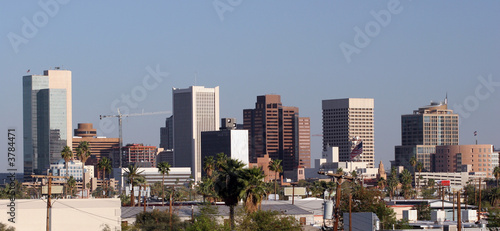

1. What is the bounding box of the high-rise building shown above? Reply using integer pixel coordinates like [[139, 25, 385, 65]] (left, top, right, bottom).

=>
[[172, 86, 219, 182], [23, 69, 72, 178], [160, 115, 173, 150], [201, 118, 249, 177], [393, 98, 459, 171], [112, 144, 159, 168], [72, 123, 119, 176], [322, 98, 374, 168], [243, 95, 311, 172]]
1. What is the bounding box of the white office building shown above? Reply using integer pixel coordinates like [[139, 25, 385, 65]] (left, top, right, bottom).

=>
[[172, 86, 219, 182], [322, 98, 374, 168]]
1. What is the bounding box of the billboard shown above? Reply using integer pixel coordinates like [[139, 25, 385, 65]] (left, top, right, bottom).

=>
[[284, 187, 306, 196], [42, 186, 64, 194]]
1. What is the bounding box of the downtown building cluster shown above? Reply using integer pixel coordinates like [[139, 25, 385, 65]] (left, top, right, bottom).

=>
[[19, 68, 499, 192]]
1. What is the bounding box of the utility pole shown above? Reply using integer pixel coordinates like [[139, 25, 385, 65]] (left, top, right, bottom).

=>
[[442, 186, 444, 210], [349, 194, 352, 231], [318, 171, 353, 231], [478, 178, 482, 222], [32, 174, 68, 231], [452, 190, 455, 221], [457, 191, 461, 231], [100, 110, 170, 168]]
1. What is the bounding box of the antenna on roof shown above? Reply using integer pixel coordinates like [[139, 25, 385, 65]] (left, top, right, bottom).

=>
[[445, 92, 448, 105]]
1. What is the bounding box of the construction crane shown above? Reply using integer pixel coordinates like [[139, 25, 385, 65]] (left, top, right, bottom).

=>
[[100, 109, 170, 168]]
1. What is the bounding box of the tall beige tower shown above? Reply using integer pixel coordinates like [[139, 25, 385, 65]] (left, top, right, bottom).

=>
[[172, 86, 219, 182], [23, 69, 72, 178], [322, 98, 374, 168]]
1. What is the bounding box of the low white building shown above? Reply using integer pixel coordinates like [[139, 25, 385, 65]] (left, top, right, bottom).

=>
[[0, 198, 121, 231], [50, 159, 93, 181], [114, 167, 192, 192]]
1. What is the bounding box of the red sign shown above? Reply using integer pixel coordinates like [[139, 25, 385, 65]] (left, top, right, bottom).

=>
[[440, 180, 451, 186]]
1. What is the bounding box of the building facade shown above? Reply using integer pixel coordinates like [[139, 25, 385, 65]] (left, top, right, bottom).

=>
[[23, 69, 72, 178], [393, 99, 458, 171], [172, 86, 220, 182], [72, 123, 120, 176], [434, 144, 497, 178], [322, 98, 374, 168], [243, 95, 311, 172], [160, 115, 173, 150], [201, 118, 249, 176], [113, 144, 159, 168]]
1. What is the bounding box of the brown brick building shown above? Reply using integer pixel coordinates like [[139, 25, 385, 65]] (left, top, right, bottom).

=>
[[243, 95, 310, 172], [72, 123, 119, 176], [434, 144, 497, 178]]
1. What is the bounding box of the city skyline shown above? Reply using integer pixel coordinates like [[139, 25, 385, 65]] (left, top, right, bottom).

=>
[[1, 2, 499, 173]]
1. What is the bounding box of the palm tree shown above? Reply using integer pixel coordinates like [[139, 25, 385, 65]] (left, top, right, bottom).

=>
[[400, 169, 413, 199], [494, 166, 500, 187], [214, 156, 246, 230], [76, 141, 91, 190], [98, 157, 112, 197], [67, 176, 76, 198], [61, 146, 73, 197], [240, 167, 266, 212], [135, 177, 145, 206], [268, 159, 283, 201], [123, 164, 144, 206], [409, 156, 417, 188], [416, 162, 424, 190], [336, 167, 344, 175], [388, 167, 399, 200], [203, 156, 216, 178], [157, 161, 171, 206]]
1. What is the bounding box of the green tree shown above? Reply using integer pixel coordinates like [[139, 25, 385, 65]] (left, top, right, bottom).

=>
[[187, 204, 229, 231], [237, 210, 302, 231], [157, 161, 171, 206], [98, 157, 112, 197], [197, 177, 217, 203], [409, 156, 417, 188], [67, 176, 76, 197], [134, 209, 184, 231], [240, 167, 266, 213], [203, 156, 216, 178], [336, 167, 344, 175], [400, 169, 413, 199], [416, 162, 424, 190], [351, 170, 358, 178], [494, 166, 500, 187], [414, 203, 431, 220], [214, 156, 245, 230], [340, 181, 397, 230], [268, 159, 282, 200], [387, 167, 399, 200], [123, 164, 144, 206], [76, 141, 91, 190], [60, 145, 73, 197]]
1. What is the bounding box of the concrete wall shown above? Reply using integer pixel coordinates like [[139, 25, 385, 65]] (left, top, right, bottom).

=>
[[0, 198, 121, 231]]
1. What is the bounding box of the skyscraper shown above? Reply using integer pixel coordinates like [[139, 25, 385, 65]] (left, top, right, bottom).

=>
[[23, 69, 72, 178], [160, 115, 173, 150], [243, 95, 311, 172], [322, 98, 374, 168], [172, 86, 219, 182], [393, 98, 459, 171]]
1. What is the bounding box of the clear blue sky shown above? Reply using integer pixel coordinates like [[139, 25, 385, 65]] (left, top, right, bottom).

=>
[[1, 1, 499, 173]]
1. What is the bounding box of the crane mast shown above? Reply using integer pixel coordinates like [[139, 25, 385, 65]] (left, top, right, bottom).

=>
[[99, 109, 170, 168]]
